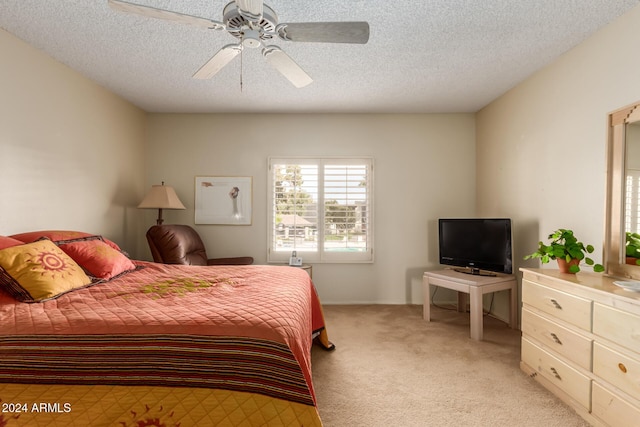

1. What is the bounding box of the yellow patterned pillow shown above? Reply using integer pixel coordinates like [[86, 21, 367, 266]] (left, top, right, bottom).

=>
[[0, 240, 92, 302]]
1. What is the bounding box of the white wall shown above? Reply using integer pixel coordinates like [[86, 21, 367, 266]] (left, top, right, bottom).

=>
[[476, 4, 640, 321], [0, 29, 147, 254], [143, 113, 476, 304]]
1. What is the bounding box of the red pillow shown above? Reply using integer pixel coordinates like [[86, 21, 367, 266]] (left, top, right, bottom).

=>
[[0, 236, 23, 250], [10, 230, 121, 251], [57, 239, 136, 280]]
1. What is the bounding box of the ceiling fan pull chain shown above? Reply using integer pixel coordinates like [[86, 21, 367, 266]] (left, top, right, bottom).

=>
[[240, 48, 244, 92]]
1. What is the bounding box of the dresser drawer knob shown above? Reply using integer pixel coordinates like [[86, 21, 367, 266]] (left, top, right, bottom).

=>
[[618, 363, 628, 373], [550, 333, 563, 345], [549, 299, 563, 310], [550, 367, 562, 380]]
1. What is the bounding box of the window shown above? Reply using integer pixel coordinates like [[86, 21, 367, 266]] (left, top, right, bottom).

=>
[[268, 157, 373, 263]]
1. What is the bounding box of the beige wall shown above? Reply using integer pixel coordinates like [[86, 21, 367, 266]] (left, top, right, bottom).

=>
[[476, 5, 640, 320], [0, 29, 147, 254], [11, 3, 640, 308], [143, 113, 476, 303], [1, 25, 477, 305]]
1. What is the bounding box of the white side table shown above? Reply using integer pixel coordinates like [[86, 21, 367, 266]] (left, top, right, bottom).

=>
[[297, 264, 312, 278], [423, 269, 517, 340], [287, 264, 312, 279]]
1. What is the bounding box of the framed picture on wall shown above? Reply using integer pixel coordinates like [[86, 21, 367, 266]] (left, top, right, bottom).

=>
[[195, 176, 252, 225]]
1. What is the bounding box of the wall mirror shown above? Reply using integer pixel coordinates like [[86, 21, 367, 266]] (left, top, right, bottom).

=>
[[605, 101, 640, 279]]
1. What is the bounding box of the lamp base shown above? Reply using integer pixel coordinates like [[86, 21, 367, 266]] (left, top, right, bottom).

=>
[[156, 208, 164, 225]]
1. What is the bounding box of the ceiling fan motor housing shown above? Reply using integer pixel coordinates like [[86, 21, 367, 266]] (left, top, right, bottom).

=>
[[223, 2, 277, 42]]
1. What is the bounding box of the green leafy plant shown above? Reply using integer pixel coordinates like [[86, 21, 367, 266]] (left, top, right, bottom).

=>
[[626, 232, 640, 265], [524, 228, 604, 273]]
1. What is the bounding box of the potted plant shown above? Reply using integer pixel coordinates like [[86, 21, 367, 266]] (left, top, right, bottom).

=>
[[524, 228, 604, 273], [626, 231, 640, 265]]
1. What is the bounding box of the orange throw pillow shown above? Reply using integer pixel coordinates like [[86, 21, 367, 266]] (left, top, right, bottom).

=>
[[0, 236, 22, 250], [10, 230, 122, 251], [58, 239, 136, 280]]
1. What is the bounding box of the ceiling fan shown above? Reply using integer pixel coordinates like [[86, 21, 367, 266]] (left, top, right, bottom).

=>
[[108, 0, 370, 88]]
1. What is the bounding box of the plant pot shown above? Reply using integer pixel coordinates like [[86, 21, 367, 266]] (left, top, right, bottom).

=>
[[626, 256, 640, 266], [557, 258, 580, 273]]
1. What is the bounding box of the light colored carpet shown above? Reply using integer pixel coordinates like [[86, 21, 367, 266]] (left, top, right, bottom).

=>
[[311, 304, 591, 427]]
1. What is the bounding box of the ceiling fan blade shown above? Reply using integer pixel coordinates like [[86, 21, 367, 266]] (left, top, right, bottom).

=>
[[108, 0, 224, 30], [276, 22, 370, 44], [193, 45, 242, 79], [235, 0, 264, 22], [262, 46, 312, 88]]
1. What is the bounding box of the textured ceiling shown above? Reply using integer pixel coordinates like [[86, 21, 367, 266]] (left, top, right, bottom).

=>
[[1, 0, 639, 113]]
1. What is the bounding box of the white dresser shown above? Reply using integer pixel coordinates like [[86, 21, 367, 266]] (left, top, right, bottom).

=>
[[520, 268, 640, 426]]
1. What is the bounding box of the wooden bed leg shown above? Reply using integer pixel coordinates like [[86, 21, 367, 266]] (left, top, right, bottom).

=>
[[314, 329, 336, 351]]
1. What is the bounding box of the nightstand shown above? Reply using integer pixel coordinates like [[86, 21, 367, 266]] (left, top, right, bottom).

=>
[[294, 264, 312, 279]]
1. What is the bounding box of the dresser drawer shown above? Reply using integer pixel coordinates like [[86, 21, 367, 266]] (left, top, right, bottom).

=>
[[593, 342, 640, 400], [521, 308, 592, 370], [522, 337, 591, 409], [592, 381, 640, 426], [593, 303, 640, 355], [522, 280, 592, 331]]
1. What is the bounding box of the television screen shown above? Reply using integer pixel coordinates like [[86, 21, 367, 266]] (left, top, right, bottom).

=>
[[438, 218, 513, 274]]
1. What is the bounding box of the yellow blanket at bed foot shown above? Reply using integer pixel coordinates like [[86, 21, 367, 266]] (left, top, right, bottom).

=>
[[0, 383, 322, 427]]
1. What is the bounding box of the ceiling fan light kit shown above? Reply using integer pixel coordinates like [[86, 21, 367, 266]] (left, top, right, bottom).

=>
[[241, 29, 262, 48], [108, 0, 369, 88]]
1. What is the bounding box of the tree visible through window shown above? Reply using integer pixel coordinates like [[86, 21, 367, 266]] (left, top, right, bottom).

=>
[[268, 157, 373, 263]]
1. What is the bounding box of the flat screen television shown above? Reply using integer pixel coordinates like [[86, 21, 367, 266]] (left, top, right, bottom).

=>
[[438, 218, 513, 275]]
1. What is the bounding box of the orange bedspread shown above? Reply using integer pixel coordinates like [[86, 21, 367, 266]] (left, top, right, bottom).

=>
[[0, 262, 329, 425]]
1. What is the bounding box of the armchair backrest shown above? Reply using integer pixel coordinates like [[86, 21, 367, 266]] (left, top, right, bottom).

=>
[[146, 224, 208, 266]]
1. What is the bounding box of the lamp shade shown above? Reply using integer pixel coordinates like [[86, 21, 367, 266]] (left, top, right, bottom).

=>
[[138, 184, 186, 210], [138, 183, 185, 225]]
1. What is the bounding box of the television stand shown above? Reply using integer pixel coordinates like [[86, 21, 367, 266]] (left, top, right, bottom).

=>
[[423, 269, 517, 340], [452, 267, 497, 277]]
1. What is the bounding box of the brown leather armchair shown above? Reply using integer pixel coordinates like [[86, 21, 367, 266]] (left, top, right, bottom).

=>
[[146, 224, 253, 266]]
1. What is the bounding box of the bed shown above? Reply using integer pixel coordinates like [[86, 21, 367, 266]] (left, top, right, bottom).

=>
[[0, 231, 331, 427]]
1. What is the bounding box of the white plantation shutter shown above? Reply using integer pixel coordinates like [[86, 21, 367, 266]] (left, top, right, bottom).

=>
[[322, 161, 371, 261], [268, 157, 373, 263], [272, 162, 319, 253], [626, 171, 640, 233]]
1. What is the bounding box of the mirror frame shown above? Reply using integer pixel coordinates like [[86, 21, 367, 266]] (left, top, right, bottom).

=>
[[605, 101, 640, 279]]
